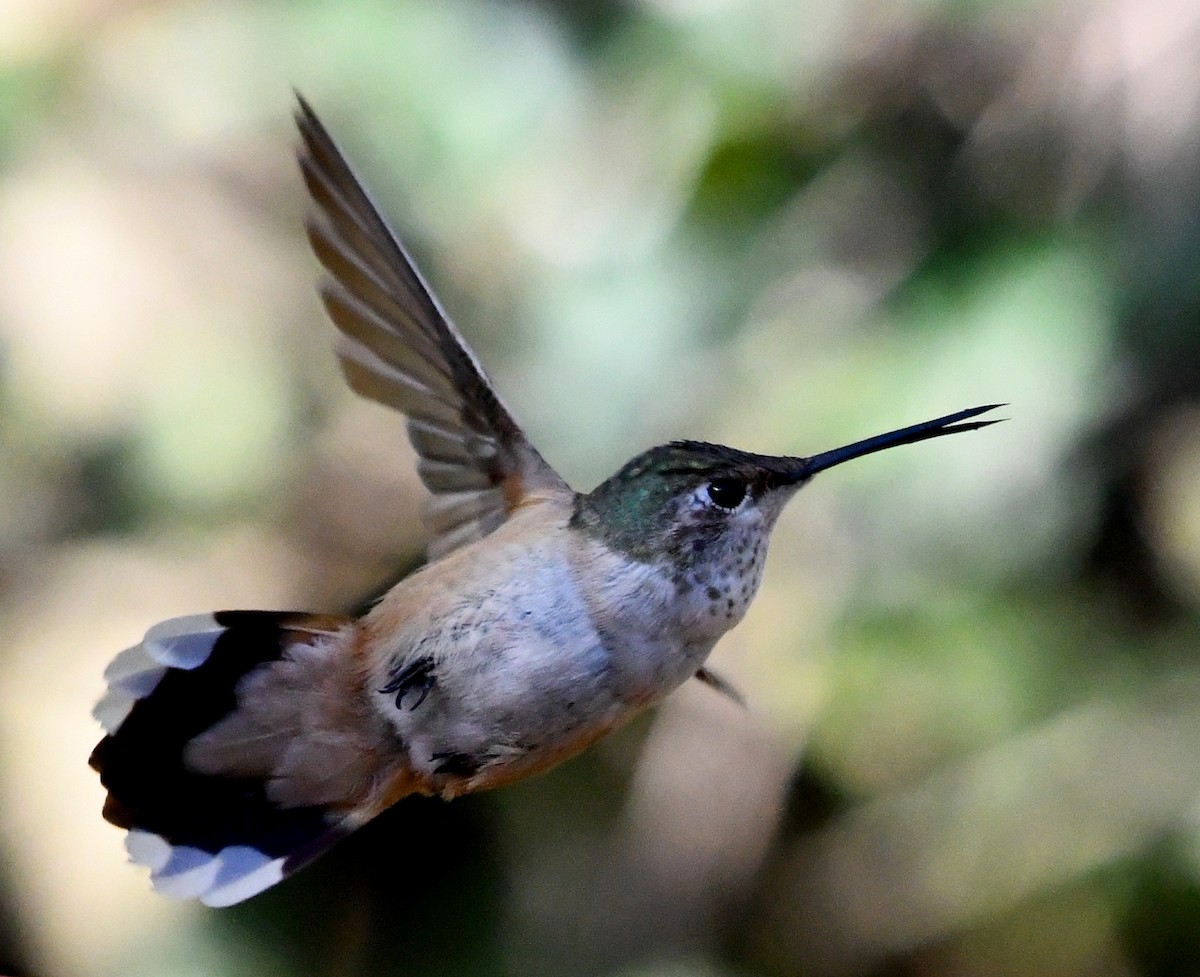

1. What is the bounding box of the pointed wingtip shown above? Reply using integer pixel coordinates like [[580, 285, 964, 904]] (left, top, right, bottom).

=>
[[293, 91, 320, 142]]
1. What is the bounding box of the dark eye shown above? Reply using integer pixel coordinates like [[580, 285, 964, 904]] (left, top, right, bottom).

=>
[[706, 478, 746, 510]]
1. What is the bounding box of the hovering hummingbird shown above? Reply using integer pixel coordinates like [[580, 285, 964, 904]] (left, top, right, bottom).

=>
[[89, 96, 1001, 907]]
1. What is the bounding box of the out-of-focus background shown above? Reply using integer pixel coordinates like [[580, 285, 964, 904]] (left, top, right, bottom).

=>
[[2, 0, 1200, 974]]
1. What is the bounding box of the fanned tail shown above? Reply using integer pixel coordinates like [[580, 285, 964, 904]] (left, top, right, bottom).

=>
[[90, 611, 359, 906]]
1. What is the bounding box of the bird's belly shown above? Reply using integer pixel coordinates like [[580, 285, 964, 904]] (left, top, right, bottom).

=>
[[371, 561, 643, 788], [395, 624, 634, 792], [367, 538, 709, 797], [442, 627, 711, 796]]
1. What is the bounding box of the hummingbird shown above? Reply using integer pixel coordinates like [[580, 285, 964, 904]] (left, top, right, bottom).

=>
[[89, 95, 1001, 907]]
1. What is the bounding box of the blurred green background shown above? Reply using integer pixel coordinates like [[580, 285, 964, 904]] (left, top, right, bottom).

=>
[[3, 0, 1200, 974]]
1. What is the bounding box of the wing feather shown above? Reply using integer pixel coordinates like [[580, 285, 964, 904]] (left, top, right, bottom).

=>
[[296, 96, 570, 558], [417, 458, 495, 493], [318, 286, 456, 391], [406, 418, 491, 464], [334, 339, 464, 426]]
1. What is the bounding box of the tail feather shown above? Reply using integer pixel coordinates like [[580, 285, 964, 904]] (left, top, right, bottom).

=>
[[93, 614, 227, 734], [90, 611, 357, 906]]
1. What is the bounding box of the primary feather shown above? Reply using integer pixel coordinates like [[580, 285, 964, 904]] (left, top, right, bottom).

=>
[[295, 96, 568, 559]]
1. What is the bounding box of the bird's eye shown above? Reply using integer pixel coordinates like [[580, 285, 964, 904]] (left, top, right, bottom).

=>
[[705, 478, 747, 510]]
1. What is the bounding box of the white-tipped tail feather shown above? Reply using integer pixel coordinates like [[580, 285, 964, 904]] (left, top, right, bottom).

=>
[[126, 830, 287, 906], [92, 610, 362, 906], [93, 614, 224, 734]]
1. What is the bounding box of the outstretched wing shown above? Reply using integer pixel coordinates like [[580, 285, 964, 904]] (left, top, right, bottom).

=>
[[296, 96, 570, 559]]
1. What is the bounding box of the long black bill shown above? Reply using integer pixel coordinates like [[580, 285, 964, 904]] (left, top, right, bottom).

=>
[[796, 404, 1004, 479]]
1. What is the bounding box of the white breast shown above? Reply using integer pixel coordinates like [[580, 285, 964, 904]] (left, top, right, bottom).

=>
[[363, 508, 717, 783]]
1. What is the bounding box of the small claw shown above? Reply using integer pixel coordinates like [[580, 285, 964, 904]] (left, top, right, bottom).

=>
[[694, 666, 746, 708], [406, 676, 434, 710], [379, 656, 436, 711]]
